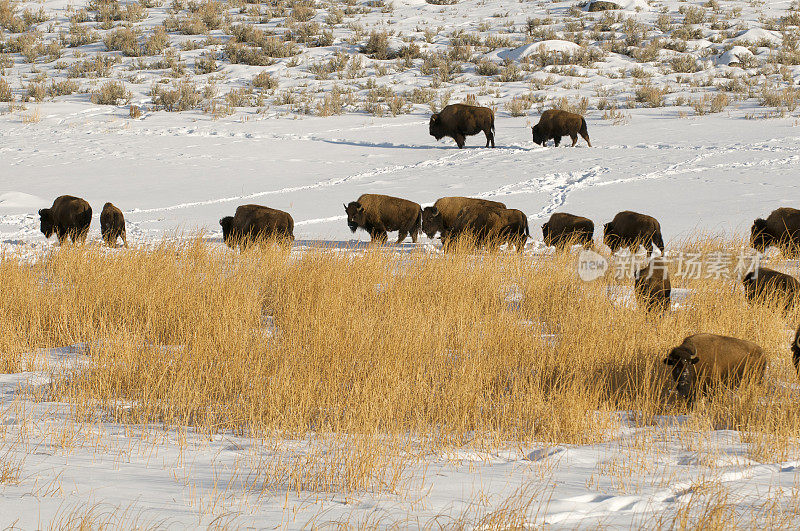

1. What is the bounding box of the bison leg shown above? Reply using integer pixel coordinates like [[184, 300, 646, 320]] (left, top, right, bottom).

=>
[[370, 228, 388, 243], [580, 131, 592, 147], [122, 230, 128, 248], [570, 133, 578, 147], [553, 136, 561, 147], [484, 129, 495, 148], [396, 230, 408, 244], [453, 133, 466, 149]]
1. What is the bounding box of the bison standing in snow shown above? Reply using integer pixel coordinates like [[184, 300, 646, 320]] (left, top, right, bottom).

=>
[[39, 195, 92, 244], [664, 334, 766, 402], [100, 202, 127, 248], [422, 197, 506, 240], [344, 193, 421, 244], [751, 207, 800, 258], [531, 109, 591, 147], [429, 104, 495, 149], [603, 211, 664, 255], [220, 204, 294, 250], [542, 212, 594, 249]]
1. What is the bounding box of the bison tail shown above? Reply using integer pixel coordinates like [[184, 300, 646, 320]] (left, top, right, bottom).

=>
[[525, 216, 531, 239], [412, 208, 422, 237]]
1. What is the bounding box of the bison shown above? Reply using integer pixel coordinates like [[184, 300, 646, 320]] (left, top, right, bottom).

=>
[[603, 211, 664, 255], [344, 194, 421, 244], [751, 207, 800, 258], [542, 212, 594, 250], [742, 266, 800, 311], [429, 104, 495, 149], [634, 257, 671, 312], [531, 109, 591, 148], [100, 202, 127, 248], [422, 197, 506, 240], [219, 204, 294, 250], [447, 205, 529, 253], [39, 195, 92, 244], [664, 333, 766, 402]]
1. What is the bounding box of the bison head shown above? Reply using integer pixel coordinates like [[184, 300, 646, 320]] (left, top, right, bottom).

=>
[[531, 124, 545, 146], [750, 218, 773, 253], [602, 222, 621, 252], [429, 114, 444, 140], [219, 216, 234, 248], [38, 208, 54, 238], [663, 346, 699, 399], [421, 206, 444, 239], [344, 202, 365, 232], [541, 222, 552, 246]]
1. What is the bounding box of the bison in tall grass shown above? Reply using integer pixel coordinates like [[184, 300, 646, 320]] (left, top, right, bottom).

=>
[[220, 204, 294, 250], [39, 195, 92, 244], [742, 267, 800, 311], [429, 104, 495, 149], [344, 194, 421, 244], [664, 334, 765, 403], [100, 202, 127, 248], [751, 207, 800, 258], [634, 257, 671, 312], [447, 204, 529, 253], [603, 211, 664, 255], [531, 109, 591, 147], [422, 197, 506, 240], [542, 212, 594, 249]]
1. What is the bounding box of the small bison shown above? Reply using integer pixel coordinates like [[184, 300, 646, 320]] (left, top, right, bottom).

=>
[[751, 207, 800, 258], [448, 205, 529, 253], [219, 204, 294, 250], [39, 195, 92, 244], [542, 212, 594, 249], [531, 109, 591, 147], [742, 267, 800, 310], [603, 211, 664, 255], [344, 194, 421, 244], [664, 333, 766, 402], [634, 257, 671, 312], [429, 104, 495, 149], [422, 197, 506, 240], [100, 202, 127, 248]]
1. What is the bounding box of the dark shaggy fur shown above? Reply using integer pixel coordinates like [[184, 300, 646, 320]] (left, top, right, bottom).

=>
[[448, 205, 529, 253], [742, 267, 800, 311], [603, 211, 664, 255], [38, 195, 92, 244], [663, 334, 765, 402], [219, 204, 294, 250], [791, 324, 800, 375], [422, 197, 506, 240], [429, 104, 495, 149], [344, 194, 422, 244], [542, 212, 594, 249], [634, 257, 671, 312], [531, 109, 591, 147], [750, 207, 800, 258], [100, 202, 127, 248]]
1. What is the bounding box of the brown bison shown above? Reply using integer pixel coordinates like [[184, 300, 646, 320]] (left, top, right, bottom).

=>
[[751, 207, 800, 258], [791, 323, 800, 375], [448, 205, 529, 253], [39, 195, 92, 244], [603, 211, 664, 254], [219, 204, 294, 250], [100, 202, 127, 248], [664, 333, 766, 402], [422, 197, 506, 240], [531, 109, 591, 147], [634, 257, 671, 312], [429, 104, 495, 149], [742, 266, 800, 310], [542, 212, 594, 249], [344, 194, 421, 244]]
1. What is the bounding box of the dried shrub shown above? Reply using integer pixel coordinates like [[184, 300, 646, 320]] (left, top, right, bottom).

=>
[[91, 80, 131, 105]]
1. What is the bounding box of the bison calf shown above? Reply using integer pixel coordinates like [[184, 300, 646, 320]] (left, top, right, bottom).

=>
[[429, 104, 495, 149], [100, 202, 127, 248], [422, 197, 506, 240], [664, 334, 765, 403], [345, 194, 421, 244], [542, 212, 594, 249], [751, 207, 800, 258], [603, 211, 664, 255], [531, 109, 591, 147], [742, 267, 800, 311], [39, 195, 92, 244], [220, 204, 294, 250], [634, 257, 671, 312]]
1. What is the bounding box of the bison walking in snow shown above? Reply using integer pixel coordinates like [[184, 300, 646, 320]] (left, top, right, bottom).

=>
[[751, 207, 800, 258], [220, 204, 294, 250], [422, 197, 506, 241], [429, 104, 495, 149], [39, 195, 92, 244], [531, 109, 591, 147], [344, 194, 421, 244], [447, 204, 529, 253], [100, 202, 127, 248], [542, 212, 594, 249]]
